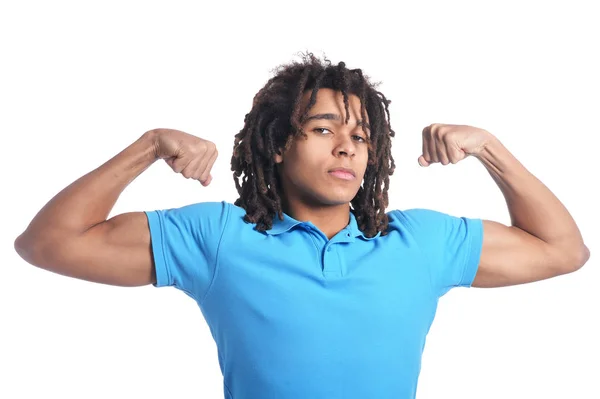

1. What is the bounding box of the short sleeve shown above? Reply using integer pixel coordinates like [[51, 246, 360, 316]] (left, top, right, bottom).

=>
[[395, 208, 484, 297], [144, 201, 230, 302]]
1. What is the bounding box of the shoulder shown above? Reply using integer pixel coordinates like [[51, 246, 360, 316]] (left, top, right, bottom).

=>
[[179, 201, 258, 231], [162, 201, 244, 217], [387, 208, 449, 233], [147, 201, 240, 230], [387, 208, 482, 239], [387, 208, 483, 248]]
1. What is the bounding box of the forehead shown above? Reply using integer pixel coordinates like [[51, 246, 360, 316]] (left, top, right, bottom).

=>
[[300, 88, 364, 117]]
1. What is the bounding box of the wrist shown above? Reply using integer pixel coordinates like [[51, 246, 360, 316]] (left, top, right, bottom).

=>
[[474, 135, 502, 161], [474, 136, 520, 177], [141, 129, 161, 161]]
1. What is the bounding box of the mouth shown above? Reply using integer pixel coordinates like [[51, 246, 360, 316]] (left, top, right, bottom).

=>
[[328, 168, 356, 181]]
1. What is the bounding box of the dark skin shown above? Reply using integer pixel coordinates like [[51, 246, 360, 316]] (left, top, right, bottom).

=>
[[274, 88, 370, 239], [231, 55, 395, 237], [14, 68, 589, 290]]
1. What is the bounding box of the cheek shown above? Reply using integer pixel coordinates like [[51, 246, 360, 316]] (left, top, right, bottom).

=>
[[357, 148, 370, 173], [282, 150, 313, 179], [286, 161, 319, 184], [283, 155, 329, 189], [288, 144, 325, 168]]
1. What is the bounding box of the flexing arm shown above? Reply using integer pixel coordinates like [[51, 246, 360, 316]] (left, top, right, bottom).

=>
[[14, 128, 218, 287], [472, 137, 589, 287], [419, 123, 589, 288]]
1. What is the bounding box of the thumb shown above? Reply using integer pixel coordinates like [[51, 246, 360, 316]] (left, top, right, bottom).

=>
[[200, 174, 213, 186], [418, 155, 430, 167]]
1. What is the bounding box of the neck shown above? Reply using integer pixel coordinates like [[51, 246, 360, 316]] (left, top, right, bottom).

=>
[[282, 197, 351, 240]]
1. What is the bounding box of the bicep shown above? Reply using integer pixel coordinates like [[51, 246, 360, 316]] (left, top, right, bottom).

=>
[[472, 220, 566, 288], [61, 212, 156, 287]]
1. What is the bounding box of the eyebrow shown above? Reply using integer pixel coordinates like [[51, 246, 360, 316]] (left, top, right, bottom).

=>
[[304, 113, 371, 131]]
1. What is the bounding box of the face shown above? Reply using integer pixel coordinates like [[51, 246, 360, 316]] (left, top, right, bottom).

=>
[[274, 88, 370, 208]]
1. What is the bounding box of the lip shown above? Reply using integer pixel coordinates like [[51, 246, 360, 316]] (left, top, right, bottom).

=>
[[328, 167, 356, 180]]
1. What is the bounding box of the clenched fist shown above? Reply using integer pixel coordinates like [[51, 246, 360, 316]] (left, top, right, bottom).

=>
[[418, 123, 494, 167], [149, 128, 218, 186]]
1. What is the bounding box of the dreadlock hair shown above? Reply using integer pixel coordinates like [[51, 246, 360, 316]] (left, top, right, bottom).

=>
[[231, 53, 396, 238]]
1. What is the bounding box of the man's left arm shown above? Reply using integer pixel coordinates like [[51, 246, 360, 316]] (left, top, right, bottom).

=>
[[419, 124, 590, 288]]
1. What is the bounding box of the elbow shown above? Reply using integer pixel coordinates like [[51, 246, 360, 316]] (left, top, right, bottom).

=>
[[14, 232, 47, 265], [14, 233, 37, 263], [562, 244, 590, 274], [14, 233, 29, 257], [578, 244, 591, 268]]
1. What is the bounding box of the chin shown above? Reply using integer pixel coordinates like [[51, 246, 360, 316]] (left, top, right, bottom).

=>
[[314, 187, 359, 206]]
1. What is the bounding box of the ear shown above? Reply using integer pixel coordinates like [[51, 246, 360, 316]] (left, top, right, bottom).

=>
[[274, 149, 283, 164]]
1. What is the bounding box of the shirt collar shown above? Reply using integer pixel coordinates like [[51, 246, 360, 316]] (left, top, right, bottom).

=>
[[264, 212, 304, 235], [264, 210, 379, 240]]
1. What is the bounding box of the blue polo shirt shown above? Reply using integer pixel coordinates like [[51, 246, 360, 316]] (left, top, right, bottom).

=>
[[145, 201, 483, 399]]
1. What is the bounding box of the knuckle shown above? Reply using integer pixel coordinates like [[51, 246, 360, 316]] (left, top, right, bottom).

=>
[[202, 139, 215, 151], [191, 146, 206, 158], [207, 142, 217, 155]]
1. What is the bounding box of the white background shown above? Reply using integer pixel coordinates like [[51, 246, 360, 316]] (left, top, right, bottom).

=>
[[2, 0, 598, 398]]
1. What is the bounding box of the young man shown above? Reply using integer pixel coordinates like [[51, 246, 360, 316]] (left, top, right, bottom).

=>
[[14, 54, 589, 399]]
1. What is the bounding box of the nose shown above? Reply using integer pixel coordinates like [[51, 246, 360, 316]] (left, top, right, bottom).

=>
[[333, 134, 356, 158]]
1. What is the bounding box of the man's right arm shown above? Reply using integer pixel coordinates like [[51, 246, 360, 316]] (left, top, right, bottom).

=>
[[14, 128, 218, 287], [16, 211, 157, 287], [14, 130, 161, 286]]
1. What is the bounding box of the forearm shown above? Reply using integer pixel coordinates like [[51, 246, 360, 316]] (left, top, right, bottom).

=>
[[476, 137, 588, 258], [17, 130, 159, 245]]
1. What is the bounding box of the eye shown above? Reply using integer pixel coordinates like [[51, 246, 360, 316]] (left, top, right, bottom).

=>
[[313, 127, 332, 135], [352, 135, 367, 143]]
